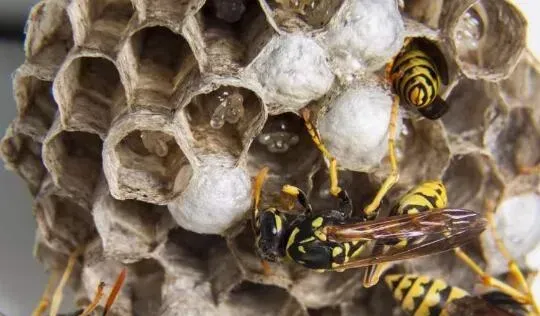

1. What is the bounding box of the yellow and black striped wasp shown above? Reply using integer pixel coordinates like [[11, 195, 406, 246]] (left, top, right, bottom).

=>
[[32, 247, 126, 316], [385, 200, 540, 316], [386, 37, 450, 120], [250, 106, 486, 284]]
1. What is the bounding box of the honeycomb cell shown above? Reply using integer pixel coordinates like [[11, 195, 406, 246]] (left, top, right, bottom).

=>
[[442, 79, 504, 149], [81, 242, 132, 315], [13, 73, 57, 141], [441, 0, 527, 81], [43, 119, 103, 207], [24, 0, 74, 76], [103, 110, 192, 204], [218, 281, 302, 316], [196, 0, 275, 72], [247, 112, 319, 193], [68, 0, 135, 55], [133, 0, 204, 22], [498, 52, 540, 110], [0, 127, 46, 195], [93, 179, 175, 263], [129, 259, 165, 316], [442, 153, 504, 211], [34, 177, 96, 255], [307, 306, 341, 316], [121, 26, 199, 109], [401, 0, 443, 28], [180, 85, 265, 162], [485, 107, 540, 179], [259, 0, 345, 33], [397, 119, 450, 188], [54, 55, 125, 138]]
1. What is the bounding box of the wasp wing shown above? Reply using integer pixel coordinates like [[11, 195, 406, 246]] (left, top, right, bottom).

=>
[[324, 209, 486, 269]]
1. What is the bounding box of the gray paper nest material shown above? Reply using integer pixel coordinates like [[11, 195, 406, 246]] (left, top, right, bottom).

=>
[[1, 0, 539, 315]]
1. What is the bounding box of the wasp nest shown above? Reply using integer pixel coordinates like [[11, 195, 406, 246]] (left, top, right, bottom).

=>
[[2, 0, 539, 315]]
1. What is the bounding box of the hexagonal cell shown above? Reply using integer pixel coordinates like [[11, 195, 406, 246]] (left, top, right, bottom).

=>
[[68, 0, 135, 55], [13, 74, 57, 141], [93, 179, 176, 263], [24, 0, 74, 74], [498, 52, 540, 110], [103, 111, 192, 204], [259, 0, 345, 33], [218, 281, 304, 316], [442, 153, 505, 211], [485, 107, 540, 179], [43, 121, 103, 207], [442, 79, 504, 149], [247, 112, 319, 194], [132, 0, 204, 22], [0, 128, 46, 195], [129, 258, 165, 316], [54, 55, 126, 137], [34, 177, 96, 255], [180, 85, 265, 162], [442, 0, 526, 80], [397, 118, 450, 188], [197, 0, 275, 72], [401, 0, 443, 28]]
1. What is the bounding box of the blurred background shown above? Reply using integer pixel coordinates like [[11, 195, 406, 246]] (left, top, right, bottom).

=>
[[0, 0, 538, 316]]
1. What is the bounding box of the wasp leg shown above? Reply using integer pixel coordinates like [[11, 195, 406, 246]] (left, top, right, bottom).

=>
[[361, 95, 400, 219], [281, 184, 312, 215], [252, 167, 270, 229], [79, 282, 105, 316], [48, 247, 84, 316], [32, 270, 61, 316], [300, 108, 342, 197]]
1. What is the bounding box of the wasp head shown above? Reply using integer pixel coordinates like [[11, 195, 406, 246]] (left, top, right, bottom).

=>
[[256, 209, 287, 262]]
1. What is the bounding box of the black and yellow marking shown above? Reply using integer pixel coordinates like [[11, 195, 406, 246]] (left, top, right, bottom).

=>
[[389, 38, 449, 120], [385, 274, 469, 316]]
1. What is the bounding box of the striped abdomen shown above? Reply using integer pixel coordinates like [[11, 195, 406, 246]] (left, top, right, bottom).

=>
[[385, 274, 470, 316], [391, 181, 448, 216], [392, 49, 442, 110]]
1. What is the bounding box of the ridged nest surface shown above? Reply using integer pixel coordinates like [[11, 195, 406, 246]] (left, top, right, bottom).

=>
[[1, 0, 540, 315]]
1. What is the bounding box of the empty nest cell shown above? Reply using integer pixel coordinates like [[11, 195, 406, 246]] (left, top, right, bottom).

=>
[[55, 55, 125, 137], [68, 0, 135, 54], [34, 177, 96, 255], [13, 75, 57, 141], [128, 258, 165, 316], [449, 0, 526, 80], [442, 79, 502, 148], [247, 112, 319, 189], [93, 180, 175, 263], [198, 0, 275, 71], [124, 26, 198, 109], [261, 0, 344, 33], [485, 107, 540, 179], [498, 53, 540, 110], [43, 123, 103, 207], [183, 85, 264, 161], [24, 0, 74, 74], [0, 129, 46, 195]]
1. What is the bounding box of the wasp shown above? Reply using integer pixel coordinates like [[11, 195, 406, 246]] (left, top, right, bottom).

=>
[[385, 200, 540, 316], [251, 106, 486, 285], [32, 247, 126, 316], [386, 37, 450, 120]]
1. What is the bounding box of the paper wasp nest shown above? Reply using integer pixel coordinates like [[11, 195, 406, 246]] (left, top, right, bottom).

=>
[[1, 0, 538, 315]]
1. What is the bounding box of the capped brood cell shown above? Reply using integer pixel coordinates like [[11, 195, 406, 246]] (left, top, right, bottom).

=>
[[119, 26, 199, 109], [24, 0, 74, 76], [258, 0, 345, 33], [179, 84, 266, 162], [67, 0, 135, 55], [34, 176, 96, 255], [196, 0, 276, 72], [13, 72, 57, 142], [54, 52, 126, 138], [103, 110, 192, 204], [43, 118, 103, 207]]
